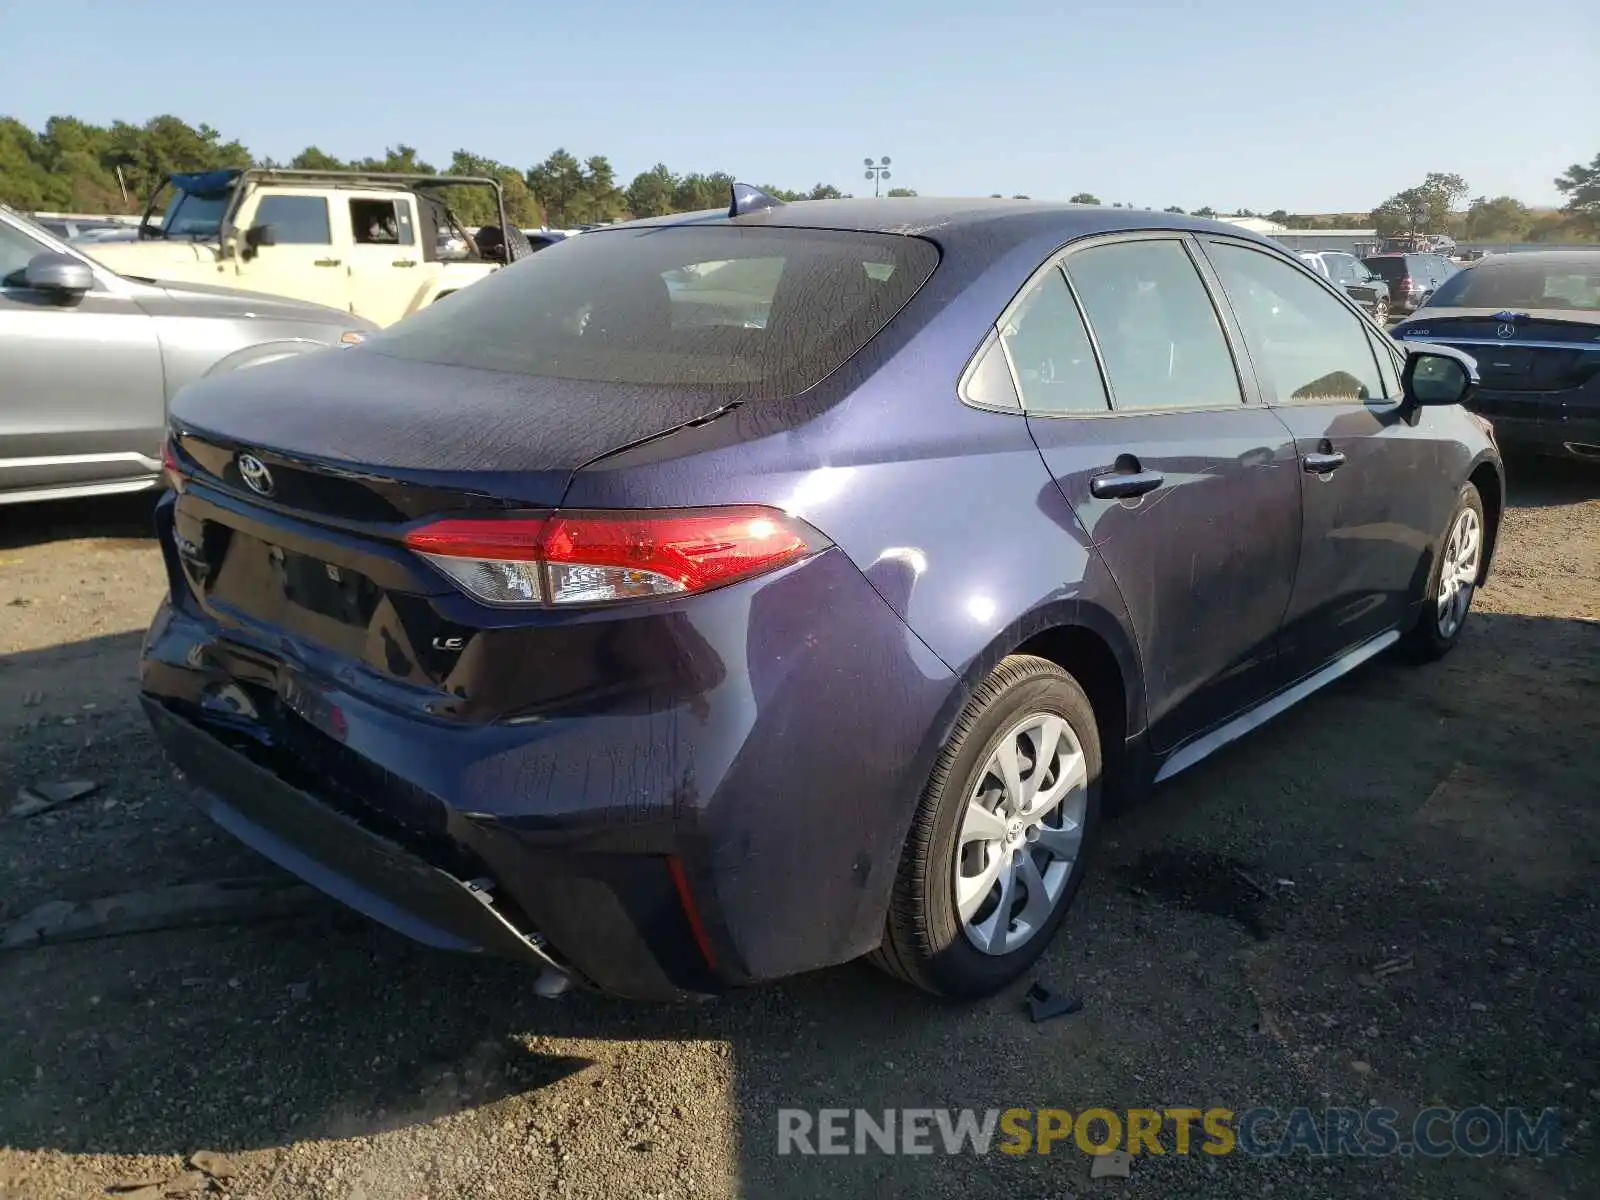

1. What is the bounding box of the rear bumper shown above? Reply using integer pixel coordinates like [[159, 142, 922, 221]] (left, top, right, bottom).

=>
[[139, 535, 956, 999], [142, 695, 567, 971]]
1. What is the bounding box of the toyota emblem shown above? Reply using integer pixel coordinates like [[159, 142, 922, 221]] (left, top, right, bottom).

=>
[[237, 453, 275, 496]]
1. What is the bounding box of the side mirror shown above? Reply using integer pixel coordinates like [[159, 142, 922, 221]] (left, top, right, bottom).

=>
[[23, 252, 94, 298], [239, 224, 276, 262], [1403, 344, 1478, 407]]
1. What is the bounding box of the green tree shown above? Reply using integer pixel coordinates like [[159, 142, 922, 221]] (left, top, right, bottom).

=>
[[447, 150, 540, 226], [290, 146, 348, 171], [0, 117, 60, 209], [1463, 195, 1530, 240], [580, 155, 623, 223], [354, 144, 435, 175], [1267, 209, 1289, 224], [1068, 192, 1100, 204], [806, 183, 845, 200], [885, 187, 917, 197], [1193, 206, 1216, 218], [1164, 205, 1186, 214], [1554, 152, 1600, 235], [1371, 172, 1468, 237], [670, 172, 722, 213], [528, 149, 590, 226], [625, 163, 678, 217]]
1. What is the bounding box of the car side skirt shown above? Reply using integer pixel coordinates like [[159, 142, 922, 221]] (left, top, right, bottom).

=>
[[1152, 629, 1401, 784]]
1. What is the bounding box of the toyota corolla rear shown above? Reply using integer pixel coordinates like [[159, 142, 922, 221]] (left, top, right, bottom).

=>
[[139, 218, 955, 1000], [1393, 253, 1600, 462]]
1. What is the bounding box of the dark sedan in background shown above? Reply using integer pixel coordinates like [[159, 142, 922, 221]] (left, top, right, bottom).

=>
[[1393, 251, 1600, 462], [140, 195, 1502, 1003]]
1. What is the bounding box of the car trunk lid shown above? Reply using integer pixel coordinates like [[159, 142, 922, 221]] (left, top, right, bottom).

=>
[[1396, 309, 1600, 392], [163, 349, 738, 715]]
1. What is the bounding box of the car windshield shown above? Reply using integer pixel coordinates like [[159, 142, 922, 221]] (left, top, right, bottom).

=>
[[1427, 259, 1600, 311], [161, 188, 231, 238], [368, 225, 940, 399]]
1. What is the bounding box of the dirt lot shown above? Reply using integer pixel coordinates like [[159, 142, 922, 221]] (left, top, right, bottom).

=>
[[2, 464, 1597, 1200]]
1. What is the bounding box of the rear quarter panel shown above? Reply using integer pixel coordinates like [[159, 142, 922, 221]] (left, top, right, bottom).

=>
[[559, 229, 1148, 966]]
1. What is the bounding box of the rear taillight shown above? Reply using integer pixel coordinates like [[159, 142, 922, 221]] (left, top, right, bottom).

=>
[[161, 437, 185, 493], [1400, 275, 1416, 293], [402, 507, 831, 607]]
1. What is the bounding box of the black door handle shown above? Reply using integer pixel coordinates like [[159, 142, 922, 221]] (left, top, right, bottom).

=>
[[1090, 468, 1165, 499], [1303, 451, 1347, 474], [313, 258, 342, 268], [392, 260, 417, 268]]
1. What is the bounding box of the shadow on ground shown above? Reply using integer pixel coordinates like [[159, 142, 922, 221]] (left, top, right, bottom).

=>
[[1502, 454, 1597, 510], [0, 492, 158, 551], [1, 620, 1595, 1195]]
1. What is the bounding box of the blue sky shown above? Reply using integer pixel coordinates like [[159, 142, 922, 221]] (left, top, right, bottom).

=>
[[6, 0, 1596, 212]]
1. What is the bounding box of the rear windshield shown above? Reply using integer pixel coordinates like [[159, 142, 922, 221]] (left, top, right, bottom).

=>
[[1362, 257, 1409, 282], [1426, 258, 1600, 312], [368, 225, 939, 400]]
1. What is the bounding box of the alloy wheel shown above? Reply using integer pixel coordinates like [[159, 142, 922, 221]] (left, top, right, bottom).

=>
[[1436, 505, 1482, 639], [955, 712, 1089, 956]]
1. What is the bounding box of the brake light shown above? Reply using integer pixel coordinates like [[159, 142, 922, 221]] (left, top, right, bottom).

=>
[[161, 437, 186, 493], [403, 507, 830, 607], [1400, 276, 1416, 292]]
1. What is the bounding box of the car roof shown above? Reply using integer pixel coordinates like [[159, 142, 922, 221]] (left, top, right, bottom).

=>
[[610, 196, 1281, 255], [1471, 250, 1600, 267]]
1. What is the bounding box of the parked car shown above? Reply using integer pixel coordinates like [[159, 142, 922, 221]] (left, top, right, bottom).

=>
[[1299, 250, 1393, 322], [1392, 250, 1600, 462], [140, 194, 1502, 1002], [0, 204, 377, 506], [85, 168, 531, 327], [520, 229, 573, 253], [1362, 251, 1460, 315], [33, 217, 130, 242]]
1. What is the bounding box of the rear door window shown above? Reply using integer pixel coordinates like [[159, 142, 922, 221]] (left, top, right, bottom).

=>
[[997, 266, 1109, 415], [350, 198, 415, 246], [1064, 239, 1244, 411], [368, 226, 939, 400]]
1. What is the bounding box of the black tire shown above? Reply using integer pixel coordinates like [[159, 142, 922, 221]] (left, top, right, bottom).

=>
[[870, 655, 1102, 998], [1374, 296, 1391, 325], [1402, 482, 1486, 662], [473, 224, 533, 264]]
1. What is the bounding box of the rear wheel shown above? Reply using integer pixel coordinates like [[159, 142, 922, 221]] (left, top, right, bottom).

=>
[[1403, 482, 1485, 661], [1373, 295, 1391, 325], [870, 655, 1101, 997]]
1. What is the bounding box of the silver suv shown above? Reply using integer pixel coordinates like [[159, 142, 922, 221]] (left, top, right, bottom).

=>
[[1, 205, 377, 506]]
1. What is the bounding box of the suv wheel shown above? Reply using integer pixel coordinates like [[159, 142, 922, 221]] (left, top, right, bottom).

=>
[[1373, 296, 1391, 324], [870, 655, 1101, 997], [1403, 483, 1485, 661]]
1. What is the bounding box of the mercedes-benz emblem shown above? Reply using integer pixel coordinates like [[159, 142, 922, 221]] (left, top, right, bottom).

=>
[[1496, 323, 1516, 340], [237, 453, 275, 496]]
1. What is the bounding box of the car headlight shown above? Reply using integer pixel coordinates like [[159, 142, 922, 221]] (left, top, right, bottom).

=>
[[340, 330, 366, 346]]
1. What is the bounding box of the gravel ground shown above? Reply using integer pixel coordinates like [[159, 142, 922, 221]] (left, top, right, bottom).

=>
[[1, 461, 1597, 1200]]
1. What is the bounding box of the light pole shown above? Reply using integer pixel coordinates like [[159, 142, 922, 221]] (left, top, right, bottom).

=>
[[864, 156, 892, 198]]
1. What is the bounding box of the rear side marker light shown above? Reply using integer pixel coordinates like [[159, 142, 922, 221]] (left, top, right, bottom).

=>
[[161, 437, 186, 493], [403, 507, 831, 608]]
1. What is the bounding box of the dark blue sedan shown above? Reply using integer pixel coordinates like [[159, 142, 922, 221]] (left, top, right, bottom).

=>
[[141, 193, 1503, 1001]]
